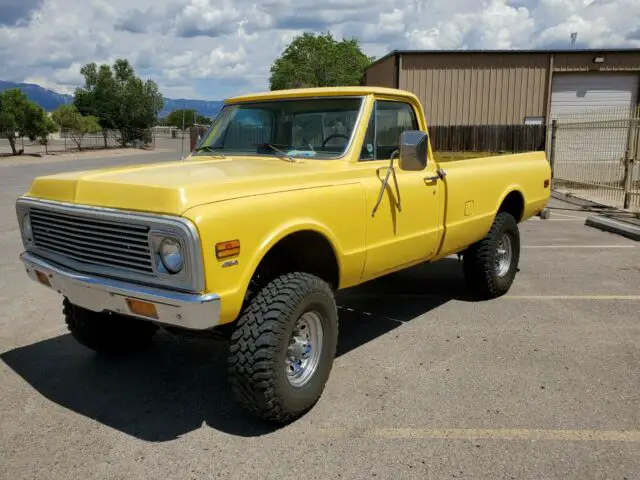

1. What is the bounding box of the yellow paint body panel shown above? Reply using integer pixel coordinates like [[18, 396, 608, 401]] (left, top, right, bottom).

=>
[[21, 87, 551, 325]]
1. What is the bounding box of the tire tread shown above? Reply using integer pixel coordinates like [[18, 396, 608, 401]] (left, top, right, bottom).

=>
[[227, 272, 338, 424], [463, 212, 520, 299]]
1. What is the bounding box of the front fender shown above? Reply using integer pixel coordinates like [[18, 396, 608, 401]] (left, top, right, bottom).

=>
[[182, 184, 367, 324], [248, 218, 343, 283]]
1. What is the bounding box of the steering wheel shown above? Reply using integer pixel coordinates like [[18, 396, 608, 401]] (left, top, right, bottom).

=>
[[321, 133, 350, 149]]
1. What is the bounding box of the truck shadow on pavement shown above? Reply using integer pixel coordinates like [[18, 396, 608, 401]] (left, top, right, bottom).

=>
[[2, 258, 477, 441]]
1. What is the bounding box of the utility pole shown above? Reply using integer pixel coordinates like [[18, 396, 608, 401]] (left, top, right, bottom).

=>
[[180, 108, 185, 160]]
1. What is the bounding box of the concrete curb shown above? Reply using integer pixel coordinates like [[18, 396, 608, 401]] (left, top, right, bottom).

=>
[[585, 216, 640, 241]]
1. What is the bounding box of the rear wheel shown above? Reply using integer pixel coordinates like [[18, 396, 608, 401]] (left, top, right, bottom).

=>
[[463, 212, 520, 299], [63, 298, 158, 354], [227, 272, 338, 424]]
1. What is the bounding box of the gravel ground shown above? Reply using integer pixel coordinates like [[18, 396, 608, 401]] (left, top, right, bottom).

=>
[[0, 148, 638, 480]]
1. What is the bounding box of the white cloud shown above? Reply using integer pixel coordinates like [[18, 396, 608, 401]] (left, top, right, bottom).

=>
[[0, 0, 638, 100]]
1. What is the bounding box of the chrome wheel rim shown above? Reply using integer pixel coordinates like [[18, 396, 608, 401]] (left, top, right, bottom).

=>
[[495, 233, 512, 277], [286, 311, 323, 388]]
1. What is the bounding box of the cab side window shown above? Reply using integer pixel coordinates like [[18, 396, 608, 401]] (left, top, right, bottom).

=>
[[359, 100, 419, 161], [376, 101, 419, 159]]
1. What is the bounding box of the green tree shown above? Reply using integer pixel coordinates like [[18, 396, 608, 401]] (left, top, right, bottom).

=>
[[166, 109, 197, 129], [28, 111, 59, 154], [75, 58, 164, 147], [38, 116, 59, 154], [269, 32, 374, 90], [0, 108, 19, 155], [0, 89, 54, 155], [52, 104, 100, 150], [74, 63, 117, 148], [164, 109, 209, 129]]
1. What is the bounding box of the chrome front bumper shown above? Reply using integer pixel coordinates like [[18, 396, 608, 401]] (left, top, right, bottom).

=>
[[20, 252, 221, 330]]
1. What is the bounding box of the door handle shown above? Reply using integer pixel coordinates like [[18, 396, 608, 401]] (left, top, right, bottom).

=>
[[424, 169, 447, 182]]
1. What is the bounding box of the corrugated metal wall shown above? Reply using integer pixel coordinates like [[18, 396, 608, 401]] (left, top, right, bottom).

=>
[[363, 55, 396, 88], [399, 52, 549, 126], [553, 52, 640, 72]]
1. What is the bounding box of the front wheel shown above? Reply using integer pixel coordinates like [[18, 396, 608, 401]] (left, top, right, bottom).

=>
[[463, 212, 520, 299], [227, 272, 338, 424]]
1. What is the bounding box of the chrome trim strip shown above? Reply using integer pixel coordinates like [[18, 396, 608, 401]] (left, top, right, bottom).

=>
[[345, 97, 367, 160], [20, 252, 220, 331], [16, 197, 205, 293]]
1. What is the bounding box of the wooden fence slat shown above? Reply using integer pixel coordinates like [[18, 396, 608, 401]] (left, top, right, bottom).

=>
[[189, 124, 547, 155]]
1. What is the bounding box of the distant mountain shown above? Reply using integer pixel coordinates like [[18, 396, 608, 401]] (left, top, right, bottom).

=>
[[0, 80, 73, 111], [159, 97, 223, 119], [0, 80, 224, 119]]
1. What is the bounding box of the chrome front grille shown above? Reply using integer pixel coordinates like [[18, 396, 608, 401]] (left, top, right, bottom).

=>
[[30, 207, 154, 275]]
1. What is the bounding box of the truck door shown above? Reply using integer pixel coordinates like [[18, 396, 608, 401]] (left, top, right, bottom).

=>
[[359, 99, 444, 280]]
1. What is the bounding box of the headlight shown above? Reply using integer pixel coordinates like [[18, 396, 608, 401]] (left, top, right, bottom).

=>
[[159, 238, 184, 273], [22, 213, 33, 242]]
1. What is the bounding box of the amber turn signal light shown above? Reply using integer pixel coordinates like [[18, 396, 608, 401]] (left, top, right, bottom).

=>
[[216, 240, 240, 259], [544, 179, 550, 188], [126, 298, 158, 319], [35, 270, 51, 287]]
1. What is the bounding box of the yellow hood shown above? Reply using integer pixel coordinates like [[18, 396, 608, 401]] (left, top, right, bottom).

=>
[[25, 156, 343, 215]]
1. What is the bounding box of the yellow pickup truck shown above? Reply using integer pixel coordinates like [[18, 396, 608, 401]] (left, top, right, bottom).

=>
[[16, 86, 550, 423]]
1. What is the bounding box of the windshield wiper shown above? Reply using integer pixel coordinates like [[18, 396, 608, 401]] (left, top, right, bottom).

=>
[[193, 145, 226, 158], [254, 143, 297, 163]]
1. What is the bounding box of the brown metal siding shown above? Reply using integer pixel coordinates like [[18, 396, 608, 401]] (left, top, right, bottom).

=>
[[399, 53, 549, 125], [553, 52, 640, 72], [364, 55, 396, 88]]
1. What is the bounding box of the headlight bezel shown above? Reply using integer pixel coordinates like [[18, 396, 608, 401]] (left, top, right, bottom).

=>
[[149, 231, 190, 280]]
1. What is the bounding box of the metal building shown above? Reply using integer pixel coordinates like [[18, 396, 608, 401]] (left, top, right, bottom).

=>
[[363, 49, 640, 128], [364, 49, 640, 211]]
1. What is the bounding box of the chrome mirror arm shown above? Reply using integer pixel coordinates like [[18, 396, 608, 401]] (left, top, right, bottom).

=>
[[371, 151, 402, 217]]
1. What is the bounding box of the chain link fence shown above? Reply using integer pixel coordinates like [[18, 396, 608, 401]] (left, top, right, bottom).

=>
[[1, 127, 188, 157], [550, 106, 640, 212]]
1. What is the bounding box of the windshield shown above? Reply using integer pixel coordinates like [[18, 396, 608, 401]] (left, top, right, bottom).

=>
[[193, 97, 363, 159]]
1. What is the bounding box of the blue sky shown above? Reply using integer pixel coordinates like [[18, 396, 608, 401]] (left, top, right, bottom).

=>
[[1, 0, 639, 100]]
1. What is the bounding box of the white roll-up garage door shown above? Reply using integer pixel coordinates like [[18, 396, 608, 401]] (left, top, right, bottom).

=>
[[550, 73, 640, 166], [550, 73, 639, 119]]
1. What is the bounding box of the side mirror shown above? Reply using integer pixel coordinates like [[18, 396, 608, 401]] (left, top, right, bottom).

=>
[[398, 130, 428, 171]]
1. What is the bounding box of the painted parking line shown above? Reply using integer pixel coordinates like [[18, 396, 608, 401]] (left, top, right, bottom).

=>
[[522, 245, 635, 249], [506, 295, 640, 300], [529, 218, 585, 221], [552, 212, 585, 219], [344, 293, 640, 300], [539, 212, 586, 220], [315, 427, 640, 442]]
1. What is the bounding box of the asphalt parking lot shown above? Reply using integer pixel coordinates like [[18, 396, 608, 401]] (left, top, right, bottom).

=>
[[1, 150, 638, 480]]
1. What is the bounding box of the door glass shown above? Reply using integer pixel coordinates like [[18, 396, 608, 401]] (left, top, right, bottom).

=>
[[375, 101, 419, 160]]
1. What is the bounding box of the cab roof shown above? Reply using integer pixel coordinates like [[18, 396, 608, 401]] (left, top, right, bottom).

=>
[[225, 86, 418, 104]]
